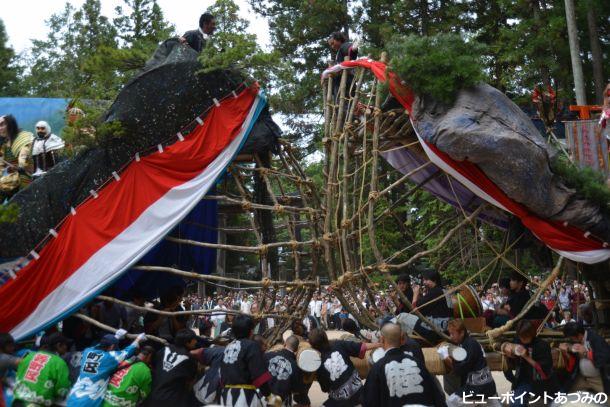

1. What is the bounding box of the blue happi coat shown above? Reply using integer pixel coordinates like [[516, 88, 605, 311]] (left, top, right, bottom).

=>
[[66, 343, 137, 407]]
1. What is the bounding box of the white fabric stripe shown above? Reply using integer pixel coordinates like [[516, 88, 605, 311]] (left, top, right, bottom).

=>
[[320, 58, 374, 79], [414, 132, 512, 213], [11, 95, 263, 339], [413, 123, 610, 264], [321, 64, 346, 79], [551, 248, 610, 265]]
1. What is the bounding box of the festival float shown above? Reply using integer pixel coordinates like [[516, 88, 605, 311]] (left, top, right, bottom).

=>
[[1, 36, 610, 377]]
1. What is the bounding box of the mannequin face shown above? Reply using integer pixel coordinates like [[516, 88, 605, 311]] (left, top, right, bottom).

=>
[[36, 125, 48, 138]]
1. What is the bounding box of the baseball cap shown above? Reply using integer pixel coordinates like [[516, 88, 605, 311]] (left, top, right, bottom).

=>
[[100, 334, 119, 346]]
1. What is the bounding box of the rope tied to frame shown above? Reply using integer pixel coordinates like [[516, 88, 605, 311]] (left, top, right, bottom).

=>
[[259, 244, 269, 255], [274, 204, 285, 214], [377, 263, 389, 272], [341, 219, 351, 229], [262, 277, 272, 288], [368, 191, 380, 201], [241, 200, 252, 211], [336, 272, 354, 287], [323, 233, 335, 242]]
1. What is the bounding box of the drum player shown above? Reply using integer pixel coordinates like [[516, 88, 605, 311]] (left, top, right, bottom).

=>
[[439, 319, 499, 407], [560, 321, 610, 402]]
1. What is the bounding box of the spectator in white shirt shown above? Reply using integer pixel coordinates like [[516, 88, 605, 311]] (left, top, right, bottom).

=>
[[211, 298, 227, 337], [240, 296, 253, 314], [558, 287, 570, 311], [559, 310, 575, 326], [309, 294, 323, 327], [481, 292, 494, 312]]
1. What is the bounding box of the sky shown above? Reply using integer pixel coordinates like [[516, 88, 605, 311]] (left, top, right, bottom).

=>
[[3, 0, 271, 54]]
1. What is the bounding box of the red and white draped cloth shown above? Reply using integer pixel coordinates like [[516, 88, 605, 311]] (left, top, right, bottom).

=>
[[322, 59, 610, 264], [0, 85, 266, 339]]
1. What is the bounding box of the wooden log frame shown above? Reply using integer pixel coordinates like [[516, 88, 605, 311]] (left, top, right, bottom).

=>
[[486, 257, 564, 340], [96, 295, 298, 321], [69, 56, 585, 349], [132, 265, 318, 288], [315, 54, 576, 345], [74, 313, 168, 345], [81, 296, 609, 375]]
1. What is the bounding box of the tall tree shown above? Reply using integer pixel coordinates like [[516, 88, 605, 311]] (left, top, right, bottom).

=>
[[247, 0, 358, 152], [249, 0, 355, 114], [20, 0, 173, 100], [21, 1, 117, 98], [113, 0, 173, 44], [199, 0, 281, 86], [362, 0, 466, 48], [85, 0, 174, 87], [564, 0, 586, 105], [0, 19, 19, 96], [586, 0, 605, 104]]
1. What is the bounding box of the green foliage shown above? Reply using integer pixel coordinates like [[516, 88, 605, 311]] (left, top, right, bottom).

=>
[[199, 0, 283, 87], [362, 0, 467, 50], [0, 203, 19, 224], [0, 19, 20, 96], [87, 0, 174, 91], [248, 0, 358, 148], [551, 156, 610, 215], [61, 103, 125, 150], [18, 0, 173, 100], [251, 0, 609, 125], [387, 34, 488, 104], [113, 0, 173, 44], [18, 1, 119, 98]]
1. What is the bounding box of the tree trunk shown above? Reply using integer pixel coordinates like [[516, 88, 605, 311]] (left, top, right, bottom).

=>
[[564, 0, 587, 105], [343, 0, 350, 38], [528, 0, 552, 90], [419, 0, 429, 36], [586, 1, 605, 104]]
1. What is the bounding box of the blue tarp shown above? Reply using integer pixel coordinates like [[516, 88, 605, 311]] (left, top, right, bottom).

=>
[[0, 98, 70, 135]]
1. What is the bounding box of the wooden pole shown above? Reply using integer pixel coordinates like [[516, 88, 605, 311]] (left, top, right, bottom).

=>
[[74, 313, 167, 345], [132, 265, 317, 287], [486, 256, 564, 339]]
